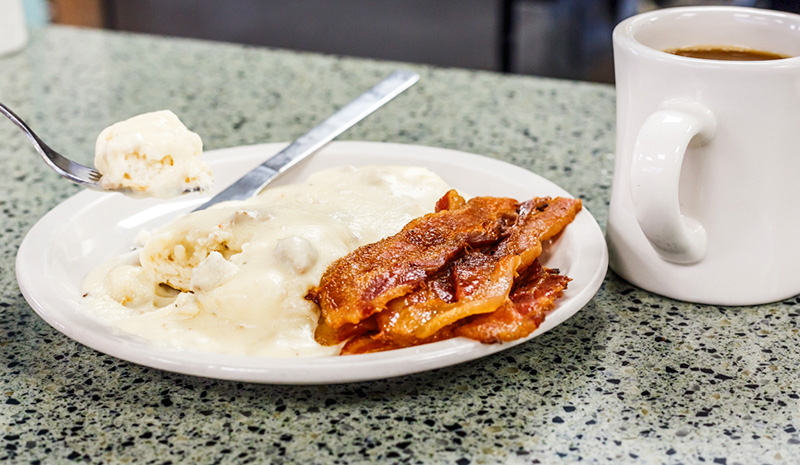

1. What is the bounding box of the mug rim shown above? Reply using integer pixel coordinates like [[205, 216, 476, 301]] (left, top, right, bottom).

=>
[[613, 5, 800, 67]]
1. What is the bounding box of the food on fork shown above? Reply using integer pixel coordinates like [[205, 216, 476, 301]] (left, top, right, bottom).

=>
[[94, 110, 213, 198], [307, 191, 581, 354]]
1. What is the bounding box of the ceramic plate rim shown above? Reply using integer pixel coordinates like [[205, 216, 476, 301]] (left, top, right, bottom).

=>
[[16, 141, 608, 384]]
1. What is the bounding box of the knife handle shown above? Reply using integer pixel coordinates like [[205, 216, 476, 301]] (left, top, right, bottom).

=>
[[194, 70, 420, 211]]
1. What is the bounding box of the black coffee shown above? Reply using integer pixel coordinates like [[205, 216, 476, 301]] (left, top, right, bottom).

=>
[[664, 45, 790, 61]]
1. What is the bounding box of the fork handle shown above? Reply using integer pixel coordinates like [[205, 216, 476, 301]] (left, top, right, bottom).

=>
[[0, 103, 50, 158], [193, 70, 420, 211], [0, 102, 100, 188]]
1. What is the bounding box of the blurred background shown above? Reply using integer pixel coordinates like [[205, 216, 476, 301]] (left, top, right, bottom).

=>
[[24, 0, 800, 83]]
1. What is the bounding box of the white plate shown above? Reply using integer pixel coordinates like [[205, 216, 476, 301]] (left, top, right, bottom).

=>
[[16, 141, 607, 384]]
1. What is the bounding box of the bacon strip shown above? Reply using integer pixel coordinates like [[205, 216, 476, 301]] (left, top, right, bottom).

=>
[[339, 260, 570, 355], [364, 196, 581, 344], [306, 193, 519, 329], [435, 189, 467, 212], [452, 260, 570, 343], [308, 190, 582, 355]]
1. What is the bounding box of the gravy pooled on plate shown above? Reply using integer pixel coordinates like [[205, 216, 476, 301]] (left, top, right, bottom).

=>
[[81, 165, 451, 357]]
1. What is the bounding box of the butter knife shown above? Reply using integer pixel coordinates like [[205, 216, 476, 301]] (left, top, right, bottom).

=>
[[194, 70, 420, 211]]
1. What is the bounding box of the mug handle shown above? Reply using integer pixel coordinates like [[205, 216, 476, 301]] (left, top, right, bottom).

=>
[[630, 99, 716, 264]]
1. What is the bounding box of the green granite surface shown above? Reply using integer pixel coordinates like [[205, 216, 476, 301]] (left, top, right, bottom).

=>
[[1, 26, 798, 464]]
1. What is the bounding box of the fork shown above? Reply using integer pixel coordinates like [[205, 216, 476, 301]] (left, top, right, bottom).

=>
[[0, 102, 106, 190], [1, 69, 419, 197]]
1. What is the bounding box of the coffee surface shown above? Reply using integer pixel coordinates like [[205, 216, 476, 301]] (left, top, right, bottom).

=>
[[664, 45, 790, 61]]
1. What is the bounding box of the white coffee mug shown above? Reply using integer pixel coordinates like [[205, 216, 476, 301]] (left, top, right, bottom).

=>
[[607, 6, 800, 305], [0, 0, 27, 56]]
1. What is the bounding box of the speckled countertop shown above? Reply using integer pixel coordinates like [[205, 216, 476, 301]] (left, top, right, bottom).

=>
[[1, 26, 798, 464]]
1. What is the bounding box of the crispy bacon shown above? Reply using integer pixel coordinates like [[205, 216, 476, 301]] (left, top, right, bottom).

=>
[[307, 190, 582, 355], [339, 261, 570, 355], [359, 196, 581, 345], [313, 314, 377, 346], [306, 194, 519, 329], [453, 260, 570, 343], [372, 252, 517, 344], [435, 189, 466, 212]]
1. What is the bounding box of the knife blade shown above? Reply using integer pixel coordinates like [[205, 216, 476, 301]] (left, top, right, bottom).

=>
[[194, 69, 420, 211]]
